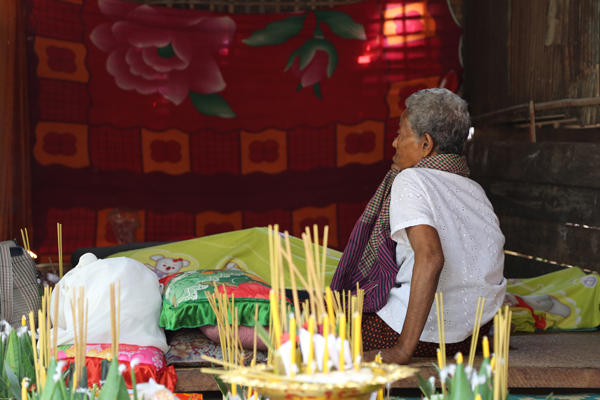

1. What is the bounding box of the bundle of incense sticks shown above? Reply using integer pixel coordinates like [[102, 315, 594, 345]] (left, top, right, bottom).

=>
[[468, 297, 486, 367], [493, 305, 512, 400], [70, 287, 89, 387], [20, 228, 31, 254], [277, 224, 366, 374], [206, 286, 249, 397]]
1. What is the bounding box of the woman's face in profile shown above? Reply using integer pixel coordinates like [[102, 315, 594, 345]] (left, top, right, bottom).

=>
[[392, 111, 426, 171]]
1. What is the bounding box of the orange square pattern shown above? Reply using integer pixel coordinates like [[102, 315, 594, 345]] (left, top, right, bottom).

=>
[[383, 1, 437, 46], [96, 208, 146, 248], [387, 76, 440, 118], [240, 129, 287, 175], [33, 122, 89, 168], [292, 204, 338, 248], [195, 211, 243, 237], [141, 128, 191, 175], [336, 120, 385, 167], [34, 37, 89, 83]]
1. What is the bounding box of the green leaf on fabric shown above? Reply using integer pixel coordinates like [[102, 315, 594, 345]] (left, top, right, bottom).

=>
[[313, 83, 322, 99], [243, 15, 306, 46], [4, 360, 21, 400], [189, 91, 236, 119], [285, 49, 301, 72], [296, 83, 303, 92], [314, 10, 367, 40], [157, 43, 176, 59]]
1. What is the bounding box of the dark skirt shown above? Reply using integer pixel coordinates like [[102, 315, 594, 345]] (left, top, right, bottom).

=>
[[361, 312, 493, 358]]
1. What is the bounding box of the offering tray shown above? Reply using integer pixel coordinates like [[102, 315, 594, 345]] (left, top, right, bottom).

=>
[[219, 362, 416, 400]]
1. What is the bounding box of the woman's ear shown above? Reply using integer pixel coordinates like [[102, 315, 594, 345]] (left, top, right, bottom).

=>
[[421, 133, 437, 157]]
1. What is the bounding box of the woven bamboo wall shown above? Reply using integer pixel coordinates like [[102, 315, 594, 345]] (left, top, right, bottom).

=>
[[464, 0, 600, 128]]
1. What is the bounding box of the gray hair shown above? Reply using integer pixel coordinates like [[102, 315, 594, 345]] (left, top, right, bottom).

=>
[[405, 88, 471, 154]]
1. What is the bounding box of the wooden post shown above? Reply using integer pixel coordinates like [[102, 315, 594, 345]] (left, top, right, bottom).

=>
[[529, 100, 536, 142]]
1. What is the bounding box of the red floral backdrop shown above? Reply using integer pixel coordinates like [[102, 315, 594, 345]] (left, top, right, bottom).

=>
[[27, 0, 462, 257]]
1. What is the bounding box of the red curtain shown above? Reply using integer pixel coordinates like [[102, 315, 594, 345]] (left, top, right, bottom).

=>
[[0, 0, 32, 243]]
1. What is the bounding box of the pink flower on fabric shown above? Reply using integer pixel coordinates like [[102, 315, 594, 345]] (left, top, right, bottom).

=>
[[289, 50, 330, 88], [90, 0, 235, 105], [46, 46, 77, 73]]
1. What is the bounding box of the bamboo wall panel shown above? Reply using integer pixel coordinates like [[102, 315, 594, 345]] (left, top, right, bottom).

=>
[[465, 0, 600, 127]]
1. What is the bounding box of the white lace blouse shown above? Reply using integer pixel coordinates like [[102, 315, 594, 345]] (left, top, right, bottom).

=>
[[376, 168, 507, 343]]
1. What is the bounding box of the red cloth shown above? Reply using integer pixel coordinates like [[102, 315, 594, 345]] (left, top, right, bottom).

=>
[[27, 0, 463, 256], [61, 357, 177, 392]]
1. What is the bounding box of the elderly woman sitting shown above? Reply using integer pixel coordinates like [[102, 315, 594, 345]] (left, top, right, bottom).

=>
[[331, 88, 506, 364]]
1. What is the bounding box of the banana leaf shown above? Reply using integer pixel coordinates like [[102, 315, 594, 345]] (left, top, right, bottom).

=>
[[97, 359, 128, 400], [3, 360, 22, 400]]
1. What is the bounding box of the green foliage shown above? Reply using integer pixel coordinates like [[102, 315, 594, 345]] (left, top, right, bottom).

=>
[[3, 361, 22, 400], [189, 92, 236, 119], [242, 16, 306, 46], [314, 10, 367, 40], [97, 359, 129, 400]]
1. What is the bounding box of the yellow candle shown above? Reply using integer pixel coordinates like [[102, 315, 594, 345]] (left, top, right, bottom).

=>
[[436, 348, 443, 369], [483, 336, 490, 358], [325, 287, 336, 332], [375, 354, 383, 400], [289, 316, 297, 376], [339, 314, 346, 371], [269, 290, 282, 348], [307, 315, 315, 374], [490, 356, 496, 372], [322, 315, 330, 373], [353, 312, 360, 371], [21, 379, 27, 400]]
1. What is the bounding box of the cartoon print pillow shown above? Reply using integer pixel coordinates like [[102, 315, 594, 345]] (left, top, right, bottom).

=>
[[504, 267, 600, 332], [159, 269, 288, 331]]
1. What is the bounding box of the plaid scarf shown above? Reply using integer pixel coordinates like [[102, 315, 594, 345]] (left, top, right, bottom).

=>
[[330, 153, 470, 312]]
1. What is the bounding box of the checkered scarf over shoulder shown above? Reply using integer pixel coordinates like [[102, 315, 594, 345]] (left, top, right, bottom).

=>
[[330, 153, 470, 313]]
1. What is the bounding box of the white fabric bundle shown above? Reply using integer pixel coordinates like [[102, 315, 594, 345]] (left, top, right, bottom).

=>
[[51, 253, 169, 353]]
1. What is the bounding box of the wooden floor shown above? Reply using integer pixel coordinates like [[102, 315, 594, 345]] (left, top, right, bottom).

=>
[[174, 331, 600, 392]]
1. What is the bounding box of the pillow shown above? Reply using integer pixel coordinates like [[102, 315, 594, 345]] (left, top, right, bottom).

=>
[[160, 269, 279, 331], [200, 325, 269, 351], [165, 329, 268, 367]]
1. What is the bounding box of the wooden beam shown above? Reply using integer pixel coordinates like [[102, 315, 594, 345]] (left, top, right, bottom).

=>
[[467, 141, 600, 189], [476, 178, 600, 227]]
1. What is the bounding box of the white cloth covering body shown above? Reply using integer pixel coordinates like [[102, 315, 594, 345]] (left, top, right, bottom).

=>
[[377, 168, 507, 343], [51, 254, 169, 353]]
